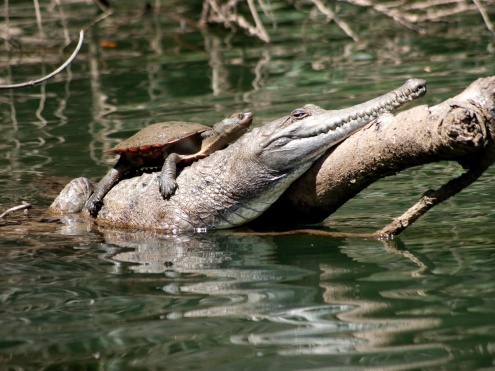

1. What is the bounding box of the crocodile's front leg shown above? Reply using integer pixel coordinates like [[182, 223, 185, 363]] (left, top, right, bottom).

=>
[[86, 156, 134, 217]]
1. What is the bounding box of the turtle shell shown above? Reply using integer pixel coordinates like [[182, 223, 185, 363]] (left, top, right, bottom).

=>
[[106, 121, 209, 155]]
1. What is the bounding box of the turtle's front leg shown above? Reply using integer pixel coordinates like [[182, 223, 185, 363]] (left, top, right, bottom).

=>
[[86, 156, 134, 217], [159, 153, 181, 199]]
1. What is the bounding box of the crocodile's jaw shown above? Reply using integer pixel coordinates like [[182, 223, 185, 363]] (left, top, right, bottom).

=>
[[254, 79, 427, 172]]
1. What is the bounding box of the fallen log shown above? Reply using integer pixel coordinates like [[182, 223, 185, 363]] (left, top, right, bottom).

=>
[[261, 76, 495, 236]]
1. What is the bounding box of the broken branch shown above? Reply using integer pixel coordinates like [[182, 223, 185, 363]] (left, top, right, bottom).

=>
[[0, 201, 32, 219], [0, 30, 84, 90]]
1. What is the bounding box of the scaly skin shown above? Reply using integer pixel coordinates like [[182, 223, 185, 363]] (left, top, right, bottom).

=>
[[51, 79, 427, 232], [85, 112, 253, 217]]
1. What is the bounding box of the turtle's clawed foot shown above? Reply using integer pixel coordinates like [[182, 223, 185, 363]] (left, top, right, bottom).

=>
[[159, 176, 177, 199], [86, 195, 103, 218]]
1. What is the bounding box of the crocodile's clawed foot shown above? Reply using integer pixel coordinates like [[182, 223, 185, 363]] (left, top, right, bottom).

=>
[[86, 195, 103, 218]]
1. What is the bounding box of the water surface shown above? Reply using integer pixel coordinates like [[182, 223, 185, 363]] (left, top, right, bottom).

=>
[[1, 1, 495, 369]]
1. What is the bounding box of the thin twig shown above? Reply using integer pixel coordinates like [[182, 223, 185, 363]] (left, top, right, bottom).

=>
[[33, 0, 45, 40], [246, 0, 270, 42], [80, 8, 113, 35], [0, 202, 32, 219], [341, 0, 419, 31], [310, 0, 360, 42], [93, 0, 110, 12], [199, 0, 210, 25], [472, 0, 495, 37], [3, 0, 18, 129], [203, 0, 270, 42], [0, 30, 84, 90]]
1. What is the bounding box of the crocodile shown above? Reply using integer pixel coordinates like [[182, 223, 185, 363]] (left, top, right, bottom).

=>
[[51, 79, 427, 232]]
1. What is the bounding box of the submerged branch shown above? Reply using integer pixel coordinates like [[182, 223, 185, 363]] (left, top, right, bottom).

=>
[[377, 162, 491, 237], [0, 201, 32, 219], [0, 30, 84, 90]]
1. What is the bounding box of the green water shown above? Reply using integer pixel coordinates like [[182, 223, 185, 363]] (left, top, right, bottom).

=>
[[1, 1, 495, 369]]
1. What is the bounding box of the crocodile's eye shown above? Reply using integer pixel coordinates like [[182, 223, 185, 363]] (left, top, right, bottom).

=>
[[291, 108, 308, 120]]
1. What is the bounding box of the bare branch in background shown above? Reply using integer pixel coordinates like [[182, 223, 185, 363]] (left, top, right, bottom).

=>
[[93, 0, 110, 12], [0, 201, 31, 219], [201, 0, 270, 42], [472, 0, 495, 37], [80, 8, 113, 35], [200, 0, 494, 42], [0, 30, 84, 90], [341, 0, 495, 33], [310, 0, 360, 41], [341, 0, 419, 31]]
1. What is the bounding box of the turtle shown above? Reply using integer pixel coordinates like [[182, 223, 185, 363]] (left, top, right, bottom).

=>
[[86, 111, 253, 217]]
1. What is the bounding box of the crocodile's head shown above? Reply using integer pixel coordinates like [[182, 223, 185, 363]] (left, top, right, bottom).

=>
[[240, 78, 426, 175], [250, 104, 333, 172]]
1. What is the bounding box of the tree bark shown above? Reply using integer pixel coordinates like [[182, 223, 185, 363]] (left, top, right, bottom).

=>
[[258, 77, 495, 233]]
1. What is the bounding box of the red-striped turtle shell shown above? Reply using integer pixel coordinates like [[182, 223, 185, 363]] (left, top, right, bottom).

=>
[[106, 121, 209, 159]]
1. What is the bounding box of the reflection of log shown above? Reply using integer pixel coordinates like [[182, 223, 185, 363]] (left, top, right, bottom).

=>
[[260, 77, 495, 235]]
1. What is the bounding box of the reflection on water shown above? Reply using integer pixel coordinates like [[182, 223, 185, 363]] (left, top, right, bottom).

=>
[[2, 220, 495, 368], [88, 230, 454, 368]]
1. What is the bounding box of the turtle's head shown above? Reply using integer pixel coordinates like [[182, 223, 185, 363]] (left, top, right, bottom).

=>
[[209, 112, 253, 143]]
